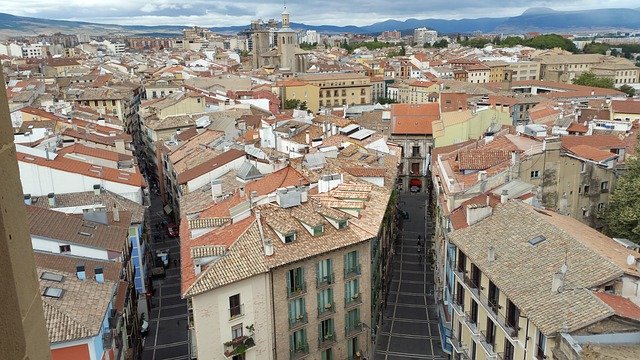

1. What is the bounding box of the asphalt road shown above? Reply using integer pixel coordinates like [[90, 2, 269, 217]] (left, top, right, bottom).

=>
[[374, 192, 446, 360], [142, 195, 190, 360]]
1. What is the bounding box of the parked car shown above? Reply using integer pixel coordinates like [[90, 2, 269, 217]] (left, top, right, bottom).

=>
[[410, 186, 420, 193], [166, 223, 179, 237]]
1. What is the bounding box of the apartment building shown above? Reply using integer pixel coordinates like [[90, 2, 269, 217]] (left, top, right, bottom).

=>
[[445, 200, 640, 360], [395, 80, 439, 104], [611, 99, 640, 123], [181, 147, 399, 360], [298, 73, 372, 110], [390, 103, 439, 192], [507, 61, 540, 81], [591, 61, 639, 85], [274, 80, 321, 112], [414, 28, 438, 46], [483, 61, 509, 83], [69, 84, 143, 132]]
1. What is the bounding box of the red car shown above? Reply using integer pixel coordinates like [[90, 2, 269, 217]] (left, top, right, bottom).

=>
[[167, 223, 179, 238]]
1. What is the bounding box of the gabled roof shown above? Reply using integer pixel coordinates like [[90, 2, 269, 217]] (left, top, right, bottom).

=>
[[390, 103, 440, 135], [566, 145, 617, 162], [177, 149, 245, 184], [57, 143, 135, 163], [612, 99, 640, 115], [561, 135, 626, 151], [595, 292, 640, 322]]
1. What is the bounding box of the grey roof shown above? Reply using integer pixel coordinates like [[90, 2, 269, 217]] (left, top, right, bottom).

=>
[[303, 152, 326, 170], [236, 161, 263, 181], [449, 201, 622, 335], [490, 180, 536, 200]]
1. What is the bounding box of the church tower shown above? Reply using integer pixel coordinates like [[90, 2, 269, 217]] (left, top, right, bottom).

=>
[[277, 5, 297, 71]]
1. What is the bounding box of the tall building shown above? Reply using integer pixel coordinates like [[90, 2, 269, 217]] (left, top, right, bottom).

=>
[[0, 66, 51, 360], [413, 27, 438, 46]]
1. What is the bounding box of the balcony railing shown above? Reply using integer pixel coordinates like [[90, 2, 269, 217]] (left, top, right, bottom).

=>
[[287, 281, 307, 298], [229, 304, 244, 320], [345, 321, 363, 337], [448, 333, 471, 359], [316, 273, 335, 288], [290, 342, 309, 360], [535, 344, 547, 360], [344, 264, 361, 279], [453, 270, 519, 339], [345, 293, 362, 308], [478, 330, 496, 357], [464, 312, 480, 335], [317, 301, 336, 318], [223, 336, 255, 358], [289, 313, 308, 330], [318, 331, 336, 348]]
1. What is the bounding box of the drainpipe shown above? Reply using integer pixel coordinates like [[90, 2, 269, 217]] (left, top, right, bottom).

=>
[[523, 318, 530, 360], [270, 271, 277, 360]]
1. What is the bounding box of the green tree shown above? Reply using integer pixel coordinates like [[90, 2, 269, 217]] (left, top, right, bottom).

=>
[[602, 148, 640, 243], [239, 50, 250, 57], [582, 42, 610, 54], [299, 42, 316, 50], [284, 99, 307, 110], [572, 72, 615, 89], [399, 45, 406, 56], [376, 97, 397, 104], [431, 39, 449, 48], [620, 84, 636, 97]]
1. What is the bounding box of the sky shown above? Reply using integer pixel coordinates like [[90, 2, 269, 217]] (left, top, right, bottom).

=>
[[1, 0, 639, 27]]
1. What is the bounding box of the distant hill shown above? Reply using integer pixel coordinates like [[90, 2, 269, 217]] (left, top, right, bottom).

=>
[[1, 7, 640, 39]]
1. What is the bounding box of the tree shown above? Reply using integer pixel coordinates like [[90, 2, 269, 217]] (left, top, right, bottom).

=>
[[376, 97, 397, 105], [572, 72, 614, 89], [284, 99, 307, 110], [399, 45, 406, 56], [602, 147, 640, 243], [431, 39, 449, 48], [620, 84, 636, 97]]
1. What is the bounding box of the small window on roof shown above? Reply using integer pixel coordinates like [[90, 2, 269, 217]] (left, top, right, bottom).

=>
[[529, 235, 546, 246], [41, 272, 64, 282], [43, 287, 64, 299], [285, 232, 296, 244], [338, 220, 348, 229], [313, 225, 324, 236]]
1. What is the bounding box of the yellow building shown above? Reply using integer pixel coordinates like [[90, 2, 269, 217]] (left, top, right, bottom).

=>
[[396, 80, 440, 104], [274, 80, 321, 112], [432, 108, 512, 148], [298, 73, 372, 110], [483, 61, 509, 83]]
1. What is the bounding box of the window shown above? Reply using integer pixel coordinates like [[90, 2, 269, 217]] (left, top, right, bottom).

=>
[[318, 288, 334, 314], [504, 341, 515, 360], [290, 328, 308, 354], [338, 220, 348, 229], [582, 208, 589, 217], [111, 100, 116, 106], [346, 308, 361, 334], [344, 251, 360, 277], [313, 225, 324, 237], [470, 300, 478, 324], [485, 317, 496, 349], [43, 287, 63, 299], [288, 297, 306, 326], [488, 281, 499, 313], [600, 181, 609, 191], [41, 272, 64, 282], [197, 98, 201, 103], [536, 330, 547, 359], [59, 245, 71, 253], [583, 185, 590, 194], [229, 294, 242, 318], [319, 318, 335, 342], [321, 348, 333, 360], [597, 203, 605, 211], [347, 336, 359, 360], [506, 299, 519, 336], [530, 170, 540, 178], [284, 232, 296, 243], [412, 146, 420, 157], [457, 251, 466, 273], [410, 162, 420, 174], [345, 278, 360, 305], [470, 264, 481, 289], [581, 162, 587, 173], [231, 323, 243, 339], [287, 267, 305, 296], [317, 259, 333, 286]]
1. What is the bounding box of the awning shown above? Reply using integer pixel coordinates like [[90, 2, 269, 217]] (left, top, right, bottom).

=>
[[410, 178, 422, 187]]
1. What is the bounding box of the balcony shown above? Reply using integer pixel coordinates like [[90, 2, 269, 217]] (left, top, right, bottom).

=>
[[290, 342, 309, 360], [344, 264, 361, 279], [448, 333, 471, 359], [345, 321, 363, 337], [453, 270, 519, 339], [316, 273, 335, 288], [535, 344, 547, 360], [223, 335, 255, 358], [345, 293, 362, 308], [287, 282, 307, 298], [318, 331, 336, 349], [289, 313, 308, 330], [229, 304, 244, 320], [478, 331, 497, 358], [463, 312, 479, 335], [318, 301, 336, 318]]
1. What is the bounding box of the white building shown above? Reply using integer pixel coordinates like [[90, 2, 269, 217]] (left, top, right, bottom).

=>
[[413, 28, 438, 46]]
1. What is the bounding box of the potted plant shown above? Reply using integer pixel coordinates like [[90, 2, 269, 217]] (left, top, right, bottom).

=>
[[324, 303, 332, 309], [324, 332, 333, 340]]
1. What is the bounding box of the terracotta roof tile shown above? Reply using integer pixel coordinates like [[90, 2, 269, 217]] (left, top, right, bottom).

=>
[[566, 122, 588, 133], [567, 144, 617, 162], [177, 149, 245, 184], [390, 103, 440, 135], [343, 167, 386, 177], [595, 292, 640, 322], [612, 99, 640, 115], [561, 135, 626, 151], [57, 143, 134, 163], [458, 150, 511, 170]]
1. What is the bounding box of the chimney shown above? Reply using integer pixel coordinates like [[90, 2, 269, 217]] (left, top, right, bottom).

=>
[[93, 184, 101, 195], [24, 194, 32, 205], [211, 179, 222, 199], [331, 123, 337, 135], [239, 187, 245, 198], [95, 267, 104, 284], [47, 193, 56, 207], [305, 130, 310, 144], [76, 264, 86, 280], [256, 210, 274, 256], [465, 204, 493, 226], [501, 189, 509, 204], [112, 204, 120, 222], [487, 246, 496, 264], [510, 151, 519, 166]]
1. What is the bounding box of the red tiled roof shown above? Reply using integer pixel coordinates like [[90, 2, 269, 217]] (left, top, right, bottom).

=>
[[566, 122, 588, 133], [560, 135, 626, 151], [566, 145, 617, 162], [390, 103, 440, 135], [343, 167, 386, 177], [176, 149, 246, 184], [595, 292, 640, 322], [458, 150, 511, 170], [612, 99, 640, 115], [17, 152, 145, 187], [57, 144, 134, 162], [20, 107, 64, 121], [33, 251, 121, 282], [449, 193, 501, 230]]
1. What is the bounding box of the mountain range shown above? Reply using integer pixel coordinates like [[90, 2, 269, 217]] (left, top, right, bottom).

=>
[[1, 7, 640, 39]]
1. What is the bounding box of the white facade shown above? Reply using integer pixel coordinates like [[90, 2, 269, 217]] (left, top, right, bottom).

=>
[[0, 43, 24, 57], [191, 273, 274, 360], [22, 43, 44, 58], [467, 69, 490, 83], [31, 235, 110, 260], [183, 156, 246, 194], [413, 28, 437, 46], [18, 160, 144, 204]]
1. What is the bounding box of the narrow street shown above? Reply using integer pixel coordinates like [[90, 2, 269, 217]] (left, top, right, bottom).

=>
[[374, 192, 446, 360], [142, 194, 190, 360]]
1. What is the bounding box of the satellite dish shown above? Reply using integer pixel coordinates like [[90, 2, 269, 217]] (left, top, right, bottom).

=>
[[627, 254, 637, 266]]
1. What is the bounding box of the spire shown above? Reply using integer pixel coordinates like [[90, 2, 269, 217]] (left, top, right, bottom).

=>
[[281, 2, 290, 28]]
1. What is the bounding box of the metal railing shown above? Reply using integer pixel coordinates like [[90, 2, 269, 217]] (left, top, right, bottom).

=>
[[317, 331, 336, 348], [345, 321, 363, 336], [344, 264, 362, 279], [228, 304, 244, 319], [289, 312, 308, 330], [287, 281, 307, 298], [290, 342, 309, 360], [316, 273, 335, 288], [317, 301, 335, 318], [345, 293, 362, 308], [478, 330, 496, 357]]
